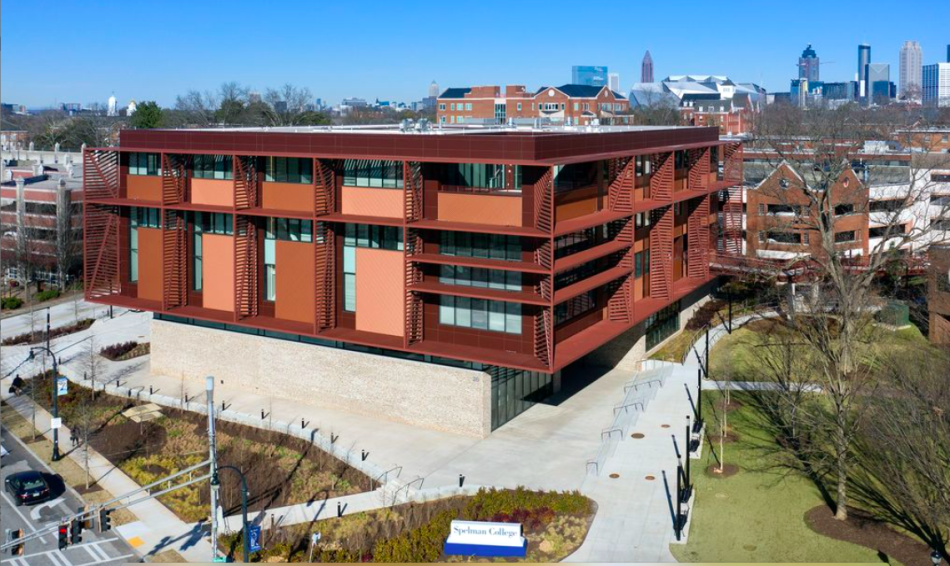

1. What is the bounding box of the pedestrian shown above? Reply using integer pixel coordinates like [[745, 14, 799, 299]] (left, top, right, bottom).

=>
[[70, 428, 79, 447]]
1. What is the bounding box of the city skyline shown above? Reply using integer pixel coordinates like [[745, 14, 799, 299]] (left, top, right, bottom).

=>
[[1, 0, 949, 108]]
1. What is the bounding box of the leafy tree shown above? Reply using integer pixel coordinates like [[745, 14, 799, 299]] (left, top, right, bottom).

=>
[[129, 101, 164, 129]]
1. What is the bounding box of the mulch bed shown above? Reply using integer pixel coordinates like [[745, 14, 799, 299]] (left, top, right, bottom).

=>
[[705, 463, 740, 478], [805, 505, 935, 566]]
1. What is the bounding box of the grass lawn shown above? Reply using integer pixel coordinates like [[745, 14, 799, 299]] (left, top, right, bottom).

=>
[[649, 329, 701, 363], [708, 318, 935, 382], [669, 391, 889, 564]]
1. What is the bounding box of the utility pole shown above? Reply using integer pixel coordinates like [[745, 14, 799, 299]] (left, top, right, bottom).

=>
[[206, 376, 220, 562]]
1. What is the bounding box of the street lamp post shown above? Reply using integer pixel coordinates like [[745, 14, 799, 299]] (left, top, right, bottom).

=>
[[29, 344, 61, 462], [217, 465, 251, 563], [931, 550, 943, 566]]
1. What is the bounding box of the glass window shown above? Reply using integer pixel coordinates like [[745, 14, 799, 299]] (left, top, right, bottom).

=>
[[193, 155, 233, 180], [128, 153, 160, 176], [343, 159, 404, 189]]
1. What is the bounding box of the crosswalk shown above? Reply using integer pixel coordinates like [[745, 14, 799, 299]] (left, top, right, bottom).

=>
[[0, 540, 133, 566]]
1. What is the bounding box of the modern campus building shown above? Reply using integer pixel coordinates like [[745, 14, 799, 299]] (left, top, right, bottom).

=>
[[83, 124, 742, 436]]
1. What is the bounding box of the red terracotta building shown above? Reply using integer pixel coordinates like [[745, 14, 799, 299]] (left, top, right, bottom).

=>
[[83, 124, 741, 435], [437, 85, 630, 126]]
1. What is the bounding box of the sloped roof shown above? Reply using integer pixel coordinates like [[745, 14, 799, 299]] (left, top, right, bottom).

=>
[[439, 88, 472, 99], [534, 84, 626, 100]]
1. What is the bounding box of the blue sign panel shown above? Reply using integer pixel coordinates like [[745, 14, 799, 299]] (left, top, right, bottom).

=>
[[248, 525, 262, 553], [444, 520, 526, 558]]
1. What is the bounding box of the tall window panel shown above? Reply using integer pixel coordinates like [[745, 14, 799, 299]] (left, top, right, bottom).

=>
[[342, 160, 403, 188], [264, 157, 313, 184], [192, 155, 234, 180], [128, 153, 160, 176], [439, 295, 521, 335], [193, 213, 203, 291]]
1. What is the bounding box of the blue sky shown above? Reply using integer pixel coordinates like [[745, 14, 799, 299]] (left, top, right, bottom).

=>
[[2, 0, 949, 108]]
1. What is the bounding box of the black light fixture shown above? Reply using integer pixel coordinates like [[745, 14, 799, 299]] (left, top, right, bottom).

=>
[[932, 550, 943, 566]]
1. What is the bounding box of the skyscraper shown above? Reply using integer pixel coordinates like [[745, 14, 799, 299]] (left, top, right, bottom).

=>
[[923, 63, 950, 107], [899, 41, 923, 99], [428, 80, 440, 98], [858, 43, 871, 98], [608, 73, 620, 93], [798, 44, 820, 82], [868, 63, 892, 103], [571, 66, 608, 87], [641, 51, 654, 83]]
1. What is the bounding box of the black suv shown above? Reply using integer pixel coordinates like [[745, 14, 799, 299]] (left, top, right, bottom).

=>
[[5, 470, 51, 506]]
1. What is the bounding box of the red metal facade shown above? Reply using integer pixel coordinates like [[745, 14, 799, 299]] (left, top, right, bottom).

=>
[[84, 128, 741, 373]]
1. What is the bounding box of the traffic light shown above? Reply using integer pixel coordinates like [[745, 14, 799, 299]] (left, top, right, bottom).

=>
[[70, 518, 83, 544], [98, 508, 113, 533], [58, 524, 69, 550], [8, 529, 25, 556]]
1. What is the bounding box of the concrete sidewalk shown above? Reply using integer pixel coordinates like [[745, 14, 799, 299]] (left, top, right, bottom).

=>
[[0, 387, 214, 562]]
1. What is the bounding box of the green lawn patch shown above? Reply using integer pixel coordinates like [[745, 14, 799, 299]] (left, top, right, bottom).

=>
[[670, 391, 889, 564]]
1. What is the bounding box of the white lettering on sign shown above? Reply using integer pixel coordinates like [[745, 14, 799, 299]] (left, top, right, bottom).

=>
[[446, 520, 523, 547]]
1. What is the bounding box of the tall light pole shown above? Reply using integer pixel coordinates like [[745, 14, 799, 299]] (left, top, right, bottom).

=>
[[29, 344, 61, 461], [206, 376, 220, 562], [218, 465, 250, 562]]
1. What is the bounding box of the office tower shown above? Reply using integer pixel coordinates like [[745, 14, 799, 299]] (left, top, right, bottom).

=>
[[428, 80, 440, 98], [858, 44, 871, 98], [899, 41, 923, 99], [868, 63, 892, 103], [608, 73, 620, 93], [641, 51, 654, 83], [923, 63, 950, 107], [798, 44, 820, 82], [571, 66, 608, 87]]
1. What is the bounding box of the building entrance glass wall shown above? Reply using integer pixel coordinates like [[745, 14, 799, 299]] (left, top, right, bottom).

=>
[[489, 367, 555, 430]]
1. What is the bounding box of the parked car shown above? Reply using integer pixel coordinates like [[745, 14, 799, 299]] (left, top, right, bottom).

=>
[[4, 470, 51, 506]]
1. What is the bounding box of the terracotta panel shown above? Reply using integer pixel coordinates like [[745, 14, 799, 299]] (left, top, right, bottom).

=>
[[203, 234, 234, 312], [341, 186, 404, 219], [127, 176, 162, 202], [555, 186, 600, 223], [438, 193, 521, 227], [355, 248, 404, 337], [262, 182, 312, 213], [137, 227, 163, 301], [191, 179, 234, 207], [275, 240, 314, 324]]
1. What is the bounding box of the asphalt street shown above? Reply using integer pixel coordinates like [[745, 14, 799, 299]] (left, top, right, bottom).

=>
[[0, 426, 137, 566]]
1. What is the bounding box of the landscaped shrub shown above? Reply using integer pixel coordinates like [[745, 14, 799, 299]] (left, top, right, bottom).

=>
[[35, 288, 61, 302], [465, 486, 592, 519], [371, 510, 455, 563], [685, 299, 727, 331], [1, 296, 23, 310], [100, 341, 139, 361], [1, 318, 95, 346]]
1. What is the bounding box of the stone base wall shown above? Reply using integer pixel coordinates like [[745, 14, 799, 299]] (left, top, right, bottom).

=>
[[584, 279, 718, 371], [150, 319, 492, 438]]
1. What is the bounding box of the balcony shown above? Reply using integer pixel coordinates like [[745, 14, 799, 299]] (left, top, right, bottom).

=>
[[408, 280, 547, 306], [410, 253, 548, 274]]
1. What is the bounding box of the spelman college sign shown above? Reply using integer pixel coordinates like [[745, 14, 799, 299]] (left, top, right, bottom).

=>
[[444, 520, 527, 557]]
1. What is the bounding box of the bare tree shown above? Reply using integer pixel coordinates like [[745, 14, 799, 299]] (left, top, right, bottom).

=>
[[851, 347, 950, 555], [216, 82, 249, 126], [174, 89, 218, 127], [81, 332, 105, 400], [747, 103, 950, 520], [54, 181, 81, 289], [263, 84, 322, 127]]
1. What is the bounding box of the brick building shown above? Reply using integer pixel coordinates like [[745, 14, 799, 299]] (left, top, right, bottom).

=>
[[82, 124, 741, 436], [929, 244, 950, 345], [437, 85, 630, 126], [1, 166, 84, 286]]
